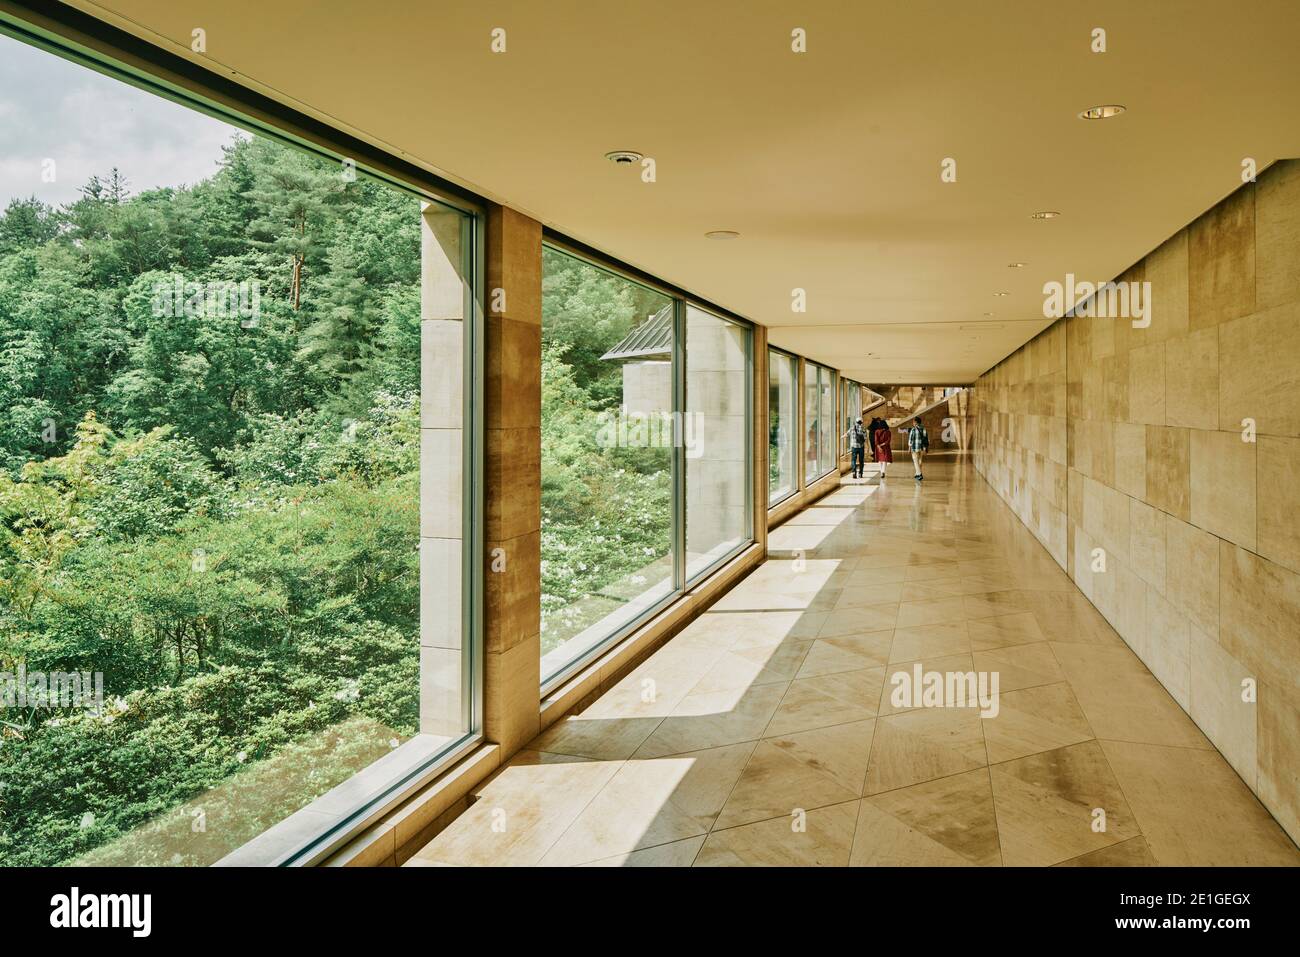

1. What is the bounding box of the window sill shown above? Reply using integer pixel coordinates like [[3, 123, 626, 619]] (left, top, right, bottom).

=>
[[215, 732, 489, 867]]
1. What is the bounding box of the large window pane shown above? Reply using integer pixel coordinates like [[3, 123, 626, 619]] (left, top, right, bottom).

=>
[[685, 305, 749, 581], [540, 248, 672, 682], [819, 369, 837, 472], [804, 361, 821, 480], [803, 361, 835, 482], [0, 30, 472, 866], [768, 350, 797, 505]]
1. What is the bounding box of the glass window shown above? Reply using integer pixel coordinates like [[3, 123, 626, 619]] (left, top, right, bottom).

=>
[[820, 369, 837, 472], [539, 247, 673, 683], [801, 362, 838, 482], [804, 361, 822, 481], [0, 30, 475, 866], [768, 349, 797, 505], [685, 305, 749, 582]]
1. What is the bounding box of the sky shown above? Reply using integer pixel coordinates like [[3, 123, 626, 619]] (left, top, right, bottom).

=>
[[0, 31, 241, 209]]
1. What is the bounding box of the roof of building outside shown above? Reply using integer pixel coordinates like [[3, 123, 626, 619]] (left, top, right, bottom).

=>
[[600, 304, 673, 361]]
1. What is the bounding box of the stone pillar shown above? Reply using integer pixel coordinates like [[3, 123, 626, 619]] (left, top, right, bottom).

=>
[[752, 325, 768, 551], [419, 203, 469, 738], [482, 204, 542, 756], [798, 358, 809, 493]]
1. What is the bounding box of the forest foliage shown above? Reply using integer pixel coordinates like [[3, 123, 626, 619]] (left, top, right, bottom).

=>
[[0, 135, 427, 865], [0, 130, 678, 865]]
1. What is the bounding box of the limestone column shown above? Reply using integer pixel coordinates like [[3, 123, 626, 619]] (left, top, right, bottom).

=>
[[752, 325, 768, 551], [482, 204, 542, 756], [419, 202, 468, 737]]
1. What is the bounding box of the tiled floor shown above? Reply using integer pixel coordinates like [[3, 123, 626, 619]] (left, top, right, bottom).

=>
[[409, 455, 1300, 867]]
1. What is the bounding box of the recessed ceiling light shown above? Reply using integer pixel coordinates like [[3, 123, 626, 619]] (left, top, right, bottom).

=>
[[604, 150, 643, 165], [1008, 262, 1027, 268], [993, 291, 1010, 297], [1078, 104, 1126, 120], [1030, 210, 1061, 220], [705, 230, 741, 240]]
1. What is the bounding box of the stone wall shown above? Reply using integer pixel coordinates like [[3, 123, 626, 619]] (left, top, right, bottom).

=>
[[974, 159, 1300, 844]]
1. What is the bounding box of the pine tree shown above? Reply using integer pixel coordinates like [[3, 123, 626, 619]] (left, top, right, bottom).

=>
[[242, 139, 352, 312]]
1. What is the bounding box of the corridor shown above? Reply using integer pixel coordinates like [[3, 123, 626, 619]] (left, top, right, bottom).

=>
[[410, 455, 1300, 867]]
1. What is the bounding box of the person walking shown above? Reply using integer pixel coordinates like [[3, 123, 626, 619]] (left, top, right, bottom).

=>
[[869, 416, 892, 479], [908, 420, 929, 481], [843, 417, 867, 479]]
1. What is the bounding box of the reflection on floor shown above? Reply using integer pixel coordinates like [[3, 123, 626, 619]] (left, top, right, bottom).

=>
[[409, 455, 1300, 866]]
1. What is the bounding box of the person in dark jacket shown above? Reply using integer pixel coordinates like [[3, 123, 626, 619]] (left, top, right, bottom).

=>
[[869, 417, 892, 479]]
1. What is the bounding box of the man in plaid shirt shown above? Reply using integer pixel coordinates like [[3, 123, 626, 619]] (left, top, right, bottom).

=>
[[907, 421, 929, 481]]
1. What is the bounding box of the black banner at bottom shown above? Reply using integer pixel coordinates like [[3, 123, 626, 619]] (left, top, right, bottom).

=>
[[0, 865, 1287, 943]]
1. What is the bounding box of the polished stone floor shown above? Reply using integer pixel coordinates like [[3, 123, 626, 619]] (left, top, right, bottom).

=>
[[409, 455, 1300, 867]]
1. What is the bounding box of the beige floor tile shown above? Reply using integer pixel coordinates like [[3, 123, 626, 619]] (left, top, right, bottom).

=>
[[541, 742, 754, 865], [964, 589, 1034, 620], [765, 668, 885, 736], [901, 578, 972, 601], [1054, 836, 1156, 867], [968, 611, 1045, 651], [852, 768, 1001, 866], [1025, 591, 1124, 644], [710, 585, 841, 613], [897, 596, 970, 627], [695, 801, 859, 866], [689, 639, 812, 695], [722, 610, 828, 649], [633, 682, 789, 758], [903, 562, 964, 582], [715, 720, 876, 829], [1051, 642, 1212, 749], [784, 506, 858, 526], [411, 751, 623, 866], [833, 582, 906, 610], [580, 836, 705, 867], [973, 642, 1065, 692], [888, 621, 971, 662], [796, 630, 894, 677], [989, 740, 1141, 866], [982, 682, 1094, 763], [819, 603, 899, 638], [529, 713, 664, 761], [1099, 739, 1300, 866], [844, 564, 910, 586], [743, 557, 854, 588], [878, 653, 978, 717], [865, 708, 988, 794]]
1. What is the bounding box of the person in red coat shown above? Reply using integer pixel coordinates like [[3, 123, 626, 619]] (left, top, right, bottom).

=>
[[869, 417, 893, 479]]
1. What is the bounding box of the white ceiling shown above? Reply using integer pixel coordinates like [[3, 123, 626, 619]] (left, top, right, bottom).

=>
[[61, 0, 1300, 383]]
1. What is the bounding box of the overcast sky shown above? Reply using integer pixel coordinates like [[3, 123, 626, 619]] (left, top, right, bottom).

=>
[[0, 31, 240, 208]]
